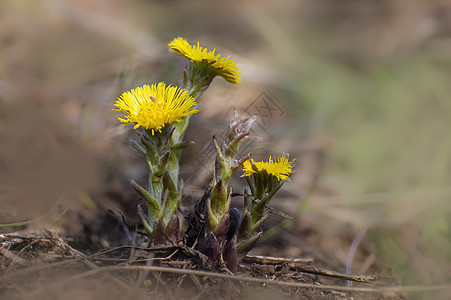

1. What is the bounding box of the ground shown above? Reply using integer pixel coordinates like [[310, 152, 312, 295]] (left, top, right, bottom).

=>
[[0, 208, 400, 300]]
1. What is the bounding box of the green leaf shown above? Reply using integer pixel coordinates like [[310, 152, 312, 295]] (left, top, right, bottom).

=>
[[131, 180, 160, 224], [128, 139, 146, 155], [138, 205, 153, 236], [154, 151, 170, 178], [171, 140, 195, 150]]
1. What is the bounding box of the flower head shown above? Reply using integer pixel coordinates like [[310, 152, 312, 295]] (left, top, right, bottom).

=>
[[168, 37, 240, 84], [114, 82, 198, 134], [242, 156, 293, 181]]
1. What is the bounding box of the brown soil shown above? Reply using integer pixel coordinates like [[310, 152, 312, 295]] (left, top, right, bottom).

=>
[[0, 227, 402, 300]]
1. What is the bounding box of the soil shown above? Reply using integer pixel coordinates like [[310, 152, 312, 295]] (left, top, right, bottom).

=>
[[0, 219, 403, 300]]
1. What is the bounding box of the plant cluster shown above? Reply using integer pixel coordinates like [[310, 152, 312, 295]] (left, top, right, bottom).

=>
[[113, 37, 294, 271]]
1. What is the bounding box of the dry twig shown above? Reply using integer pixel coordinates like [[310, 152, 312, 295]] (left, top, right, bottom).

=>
[[243, 254, 313, 264], [42, 265, 451, 295]]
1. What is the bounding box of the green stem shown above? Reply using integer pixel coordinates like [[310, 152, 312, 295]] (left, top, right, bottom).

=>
[[166, 67, 208, 193]]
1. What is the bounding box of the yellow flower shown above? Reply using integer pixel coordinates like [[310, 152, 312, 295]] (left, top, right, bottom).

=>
[[242, 156, 293, 181], [168, 37, 240, 84], [114, 83, 198, 134]]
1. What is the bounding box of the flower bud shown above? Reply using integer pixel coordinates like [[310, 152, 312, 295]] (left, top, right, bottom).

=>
[[202, 231, 220, 266]]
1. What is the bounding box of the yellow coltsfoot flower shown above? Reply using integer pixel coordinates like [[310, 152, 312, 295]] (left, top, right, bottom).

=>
[[114, 82, 199, 134], [242, 155, 293, 181], [168, 37, 240, 84], [238, 155, 294, 246]]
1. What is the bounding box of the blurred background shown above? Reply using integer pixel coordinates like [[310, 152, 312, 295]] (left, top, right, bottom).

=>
[[1, 0, 451, 297]]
